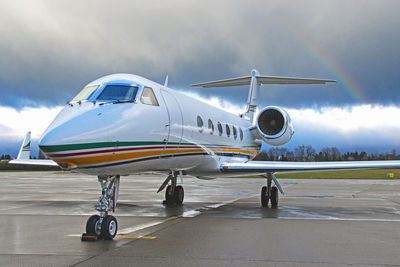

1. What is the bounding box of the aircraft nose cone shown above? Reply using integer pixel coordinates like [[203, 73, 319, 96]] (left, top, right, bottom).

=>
[[39, 127, 63, 157]]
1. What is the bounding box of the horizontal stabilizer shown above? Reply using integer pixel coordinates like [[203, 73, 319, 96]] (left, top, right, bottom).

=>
[[191, 75, 336, 88]]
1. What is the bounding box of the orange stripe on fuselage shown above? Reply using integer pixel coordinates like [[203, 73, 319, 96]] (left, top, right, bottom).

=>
[[53, 148, 259, 167]]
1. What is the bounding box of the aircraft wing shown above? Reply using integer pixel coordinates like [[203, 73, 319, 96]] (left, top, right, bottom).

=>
[[221, 160, 400, 173], [8, 159, 59, 166]]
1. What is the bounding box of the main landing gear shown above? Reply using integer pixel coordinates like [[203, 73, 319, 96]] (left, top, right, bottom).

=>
[[261, 172, 283, 208], [82, 175, 120, 241], [158, 171, 184, 206]]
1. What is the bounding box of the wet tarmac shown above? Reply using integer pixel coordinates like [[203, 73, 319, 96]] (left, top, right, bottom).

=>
[[1, 171, 400, 266]]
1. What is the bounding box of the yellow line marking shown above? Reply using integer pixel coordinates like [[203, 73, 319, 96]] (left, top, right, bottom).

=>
[[67, 234, 156, 239], [162, 216, 178, 222]]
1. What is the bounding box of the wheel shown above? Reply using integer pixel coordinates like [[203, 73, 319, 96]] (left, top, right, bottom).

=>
[[270, 186, 278, 208], [165, 185, 175, 206], [101, 215, 118, 240], [261, 186, 269, 207], [86, 215, 101, 236], [175, 185, 184, 205]]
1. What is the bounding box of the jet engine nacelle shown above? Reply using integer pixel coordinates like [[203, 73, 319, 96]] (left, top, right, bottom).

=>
[[256, 106, 294, 146]]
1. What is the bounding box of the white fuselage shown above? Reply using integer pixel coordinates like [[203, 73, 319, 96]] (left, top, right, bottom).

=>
[[39, 74, 260, 178]]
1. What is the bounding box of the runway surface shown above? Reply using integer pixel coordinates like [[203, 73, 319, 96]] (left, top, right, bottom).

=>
[[1, 171, 400, 266]]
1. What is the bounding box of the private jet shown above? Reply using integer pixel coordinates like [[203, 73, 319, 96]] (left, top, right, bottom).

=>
[[11, 69, 400, 240]]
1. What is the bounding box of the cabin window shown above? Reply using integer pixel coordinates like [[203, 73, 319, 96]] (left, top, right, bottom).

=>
[[97, 85, 138, 101], [233, 126, 237, 140], [197, 116, 204, 133], [71, 85, 99, 102], [239, 128, 243, 141], [226, 124, 231, 137], [217, 122, 223, 136], [208, 119, 214, 135], [140, 87, 159, 106]]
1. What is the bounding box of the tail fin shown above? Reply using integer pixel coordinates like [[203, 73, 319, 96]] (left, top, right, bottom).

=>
[[191, 69, 336, 122], [17, 131, 31, 160]]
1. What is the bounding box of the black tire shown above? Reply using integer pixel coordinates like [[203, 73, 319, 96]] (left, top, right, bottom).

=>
[[271, 186, 278, 208], [86, 215, 101, 236], [176, 186, 184, 205], [261, 186, 269, 207], [165, 185, 175, 206], [101, 215, 118, 240]]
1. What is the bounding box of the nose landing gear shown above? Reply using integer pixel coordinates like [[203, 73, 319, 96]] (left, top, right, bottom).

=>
[[82, 175, 120, 241]]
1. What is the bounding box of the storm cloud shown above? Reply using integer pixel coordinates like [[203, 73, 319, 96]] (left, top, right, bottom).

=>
[[0, 0, 400, 108], [1, 1, 400, 156]]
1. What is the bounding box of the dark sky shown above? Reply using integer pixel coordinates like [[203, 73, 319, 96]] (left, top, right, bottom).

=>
[[1, 0, 400, 157], [0, 0, 399, 109]]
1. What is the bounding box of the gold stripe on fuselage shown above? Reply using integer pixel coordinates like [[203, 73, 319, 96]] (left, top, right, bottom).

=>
[[53, 148, 258, 168]]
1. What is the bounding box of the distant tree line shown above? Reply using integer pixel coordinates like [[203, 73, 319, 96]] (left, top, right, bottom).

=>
[[254, 145, 400, 162], [0, 154, 11, 160], [0, 151, 47, 160], [0, 154, 35, 160]]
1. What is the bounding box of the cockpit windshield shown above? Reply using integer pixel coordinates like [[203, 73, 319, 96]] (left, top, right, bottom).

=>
[[96, 85, 139, 101], [71, 85, 99, 102]]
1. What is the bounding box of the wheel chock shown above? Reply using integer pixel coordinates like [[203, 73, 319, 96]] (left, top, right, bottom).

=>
[[81, 233, 98, 241]]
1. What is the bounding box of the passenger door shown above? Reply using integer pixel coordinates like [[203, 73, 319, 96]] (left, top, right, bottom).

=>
[[160, 89, 183, 157]]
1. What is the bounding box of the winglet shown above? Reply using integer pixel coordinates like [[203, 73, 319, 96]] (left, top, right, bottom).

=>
[[17, 131, 31, 160], [9, 131, 59, 167], [164, 75, 169, 87]]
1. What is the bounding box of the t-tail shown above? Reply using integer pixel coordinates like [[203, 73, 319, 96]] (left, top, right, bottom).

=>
[[191, 69, 336, 123], [191, 69, 336, 146]]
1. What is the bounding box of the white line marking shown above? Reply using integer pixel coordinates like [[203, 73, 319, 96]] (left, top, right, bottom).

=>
[[182, 195, 257, 217], [278, 217, 400, 222], [118, 220, 166, 235], [181, 209, 201, 217], [119, 195, 256, 233]]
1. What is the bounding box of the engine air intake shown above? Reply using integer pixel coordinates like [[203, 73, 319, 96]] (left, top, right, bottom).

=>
[[258, 109, 285, 136], [256, 106, 294, 146]]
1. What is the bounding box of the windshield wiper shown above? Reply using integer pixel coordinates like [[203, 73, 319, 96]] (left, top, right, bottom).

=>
[[113, 99, 135, 104], [99, 100, 135, 106]]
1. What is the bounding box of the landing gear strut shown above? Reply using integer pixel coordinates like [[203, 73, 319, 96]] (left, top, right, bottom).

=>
[[261, 172, 279, 208], [82, 175, 120, 241], [158, 171, 184, 206]]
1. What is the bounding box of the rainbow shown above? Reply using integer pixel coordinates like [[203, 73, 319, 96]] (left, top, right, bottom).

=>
[[294, 36, 366, 103]]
